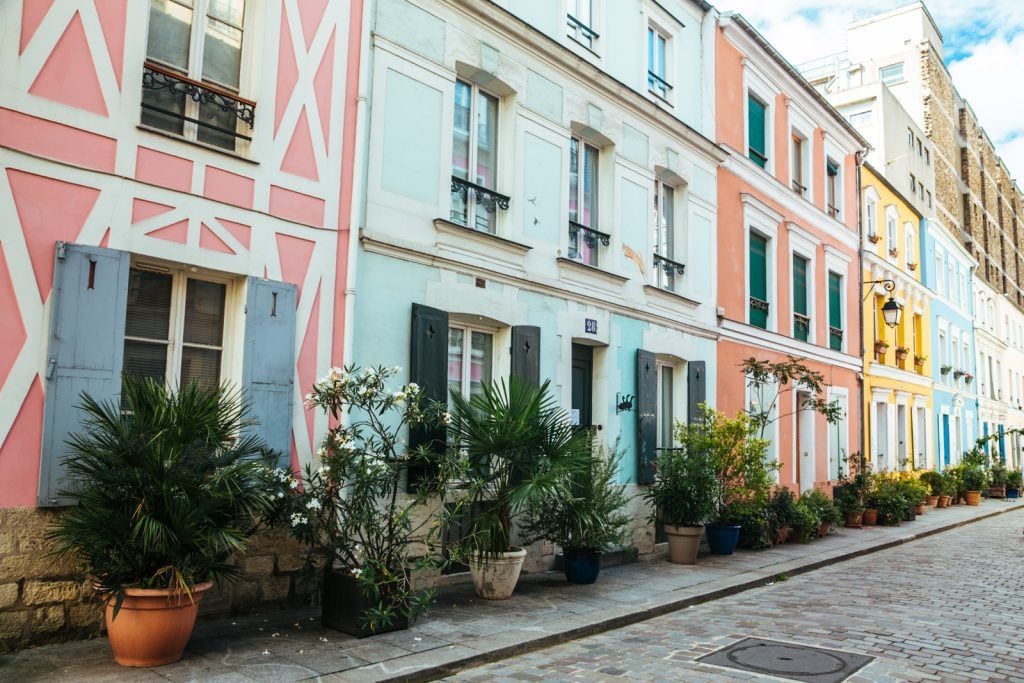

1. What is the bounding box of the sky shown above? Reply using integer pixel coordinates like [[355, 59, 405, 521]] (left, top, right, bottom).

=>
[[719, 0, 1024, 184]]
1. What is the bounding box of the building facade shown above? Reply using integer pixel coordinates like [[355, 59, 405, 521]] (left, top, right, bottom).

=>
[[350, 0, 723, 563], [860, 165, 933, 472], [715, 14, 866, 491], [0, 0, 363, 645]]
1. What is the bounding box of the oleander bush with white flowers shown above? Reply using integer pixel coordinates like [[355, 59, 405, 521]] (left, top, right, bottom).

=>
[[282, 364, 447, 633]]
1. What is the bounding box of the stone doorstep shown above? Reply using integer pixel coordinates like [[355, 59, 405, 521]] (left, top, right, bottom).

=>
[[342, 503, 1024, 683]]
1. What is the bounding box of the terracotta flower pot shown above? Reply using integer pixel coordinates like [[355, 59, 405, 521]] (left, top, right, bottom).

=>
[[845, 511, 863, 528], [915, 503, 926, 515], [664, 525, 703, 564], [817, 521, 831, 538], [965, 490, 981, 506], [468, 547, 527, 600], [774, 523, 792, 545], [926, 495, 939, 507], [862, 508, 879, 526], [104, 581, 213, 667], [939, 495, 951, 507]]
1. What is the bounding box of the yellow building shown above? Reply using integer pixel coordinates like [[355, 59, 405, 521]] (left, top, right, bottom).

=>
[[861, 165, 934, 472]]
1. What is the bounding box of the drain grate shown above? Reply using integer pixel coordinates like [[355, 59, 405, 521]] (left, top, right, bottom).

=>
[[697, 637, 873, 683]]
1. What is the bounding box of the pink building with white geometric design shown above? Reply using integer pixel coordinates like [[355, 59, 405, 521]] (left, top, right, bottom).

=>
[[0, 0, 363, 644]]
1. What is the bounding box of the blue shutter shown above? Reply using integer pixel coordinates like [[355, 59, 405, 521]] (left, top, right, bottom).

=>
[[510, 325, 541, 386], [243, 277, 297, 468], [407, 303, 449, 491], [39, 243, 130, 506], [636, 349, 657, 485], [687, 360, 706, 424]]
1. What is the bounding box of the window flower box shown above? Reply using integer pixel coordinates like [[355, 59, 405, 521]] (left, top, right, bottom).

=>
[[953, 369, 965, 379], [963, 372, 974, 384], [874, 340, 890, 355], [940, 364, 952, 375], [914, 354, 927, 366], [867, 233, 881, 244], [888, 247, 899, 258], [894, 346, 910, 360], [907, 262, 917, 271]]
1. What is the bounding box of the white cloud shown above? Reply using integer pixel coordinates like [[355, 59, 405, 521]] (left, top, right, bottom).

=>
[[718, 0, 1024, 181]]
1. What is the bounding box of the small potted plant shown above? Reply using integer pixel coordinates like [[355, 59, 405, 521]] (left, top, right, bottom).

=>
[[940, 364, 953, 375], [767, 488, 798, 545], [963, 372, 974, 385], [914, 354, 927, 367], [939, 470, 957, 506], [1007, 469, 1022, 499], [288, 365, 447, 637], [835, 484, 865, 527], [988, 461, 1008, 499], [791, 497, 822, 543], [908, 261, 918, 271], [953, 369, 965, 380], [962, 465, 987, 505], [48, 378, 280, 667], [894, 346, 910, 361], [888, 247, 899, 258], [919, 470, 943, 506], [867, 233, 881, 244], [800, 488, 843, 537], [874, 339, 890, 355], [643, 438, 717, 565], [446, 377, 590, 599], [523, 443, 632, 583], [872, 477, 908, 525]]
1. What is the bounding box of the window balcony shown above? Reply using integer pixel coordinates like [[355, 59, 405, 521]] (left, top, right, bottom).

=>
[[568, 220, 610, 267], [450, 176, 511, 234], [793, 312, 810, 341], [652, 252, 685, 291], [141, 61, 255, 143]]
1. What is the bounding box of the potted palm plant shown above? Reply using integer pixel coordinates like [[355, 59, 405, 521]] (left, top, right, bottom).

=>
[[643, 438, 717, 564], [446, 377, 589, 599], [47, 378, 280, 667], [286, 365, 445, 637], [522, 443, 631, 583]]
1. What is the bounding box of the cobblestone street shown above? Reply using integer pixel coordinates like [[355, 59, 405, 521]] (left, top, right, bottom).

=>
[[450, 511, 1024, 682]]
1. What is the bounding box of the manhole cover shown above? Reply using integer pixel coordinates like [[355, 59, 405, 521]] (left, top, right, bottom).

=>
[[698, 637, 873, 683]]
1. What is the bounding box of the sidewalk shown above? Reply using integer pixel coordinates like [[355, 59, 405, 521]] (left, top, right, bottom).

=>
[[2, 501, 1022, 682]]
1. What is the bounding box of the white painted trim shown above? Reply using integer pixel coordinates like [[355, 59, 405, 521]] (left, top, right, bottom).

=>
[[742, 193, 781, 331], [787, 222, 818, 345], [718, 318, 861, 371]]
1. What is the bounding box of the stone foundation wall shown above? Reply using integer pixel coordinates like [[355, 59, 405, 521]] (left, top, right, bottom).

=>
[[0, 507, 310, 653]]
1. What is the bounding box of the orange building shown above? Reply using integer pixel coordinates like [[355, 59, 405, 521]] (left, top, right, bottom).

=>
[[715, 14, 869, 491]]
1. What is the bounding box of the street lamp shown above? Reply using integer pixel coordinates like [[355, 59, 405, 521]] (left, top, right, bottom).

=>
[[863, 279, 903, 329]]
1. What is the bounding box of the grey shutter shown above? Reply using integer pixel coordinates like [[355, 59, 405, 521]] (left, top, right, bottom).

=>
[[39, 242, 130, 506], [510, 325, 541, 386], [688, 360, 706, 424], [243, 277, 297, 468], [408, 303, 448, 491], [636, 349, 657, 485]]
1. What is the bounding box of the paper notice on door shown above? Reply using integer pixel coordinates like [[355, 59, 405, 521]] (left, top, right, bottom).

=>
[[570, 409, 580, 426]]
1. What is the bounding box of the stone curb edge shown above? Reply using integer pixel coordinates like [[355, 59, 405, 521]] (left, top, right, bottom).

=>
[[343, 504, 1024, 682]]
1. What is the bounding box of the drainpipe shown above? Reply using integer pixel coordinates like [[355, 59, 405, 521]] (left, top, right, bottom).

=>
[[341, 0, 374, 369], [856, 149, 868, 473]]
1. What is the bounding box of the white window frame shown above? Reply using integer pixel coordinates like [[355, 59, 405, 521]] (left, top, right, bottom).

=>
[[935, 250, 945, 295], [451, 79, 501, 234], [904, 223, 916, 268], [568, 134, 602, 266], [447, 322, 496, 402], [885, 205, 898, 259], [864, 187, 879, 240], [824, 146, 843, 222], [655, 359, 678, 449], [742, 193, 782, 332], [788, 101, 815, 200], [143, 0, 254, 150], [124, 262, 239, 388], [646, 23, 672, 101], [566, 0, 599, 52], [880, 62, 904, 85], [827, 387, 849, 480], [788, 222, 820, 345], [652, 177, 683, 291], [825, 246, 851, 354]]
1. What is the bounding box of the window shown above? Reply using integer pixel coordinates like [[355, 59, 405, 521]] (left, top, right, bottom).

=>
[[748, 94, 768, 168], [880, 62, 904, 84], [828, 271, 843, 351], [848, 110, 872, 126], [647, 27, 670, 99], [656, 363, 674, 449], [653, 181, 681, 290], [568, 136, 602, 266], [910, 174, 917, 194], [905, 225, 915, 267], [865, 196, 877, 237], [124, 268, 227, 387], [926, 190, 932, 208], [447, 326, 493, 402], [886, 208, 897, 254], [791, 134, 807, 195], [826, 159, 840, 219], [935, 252, 945, 295], [916, 138, 922, 157], [749, 233, 769, 329], [142, 0, 251, 151], [793, 254, 809, 342], [925, 148, 930, 165], [451, 80, 499, 233], [567, 0, 597, 50]]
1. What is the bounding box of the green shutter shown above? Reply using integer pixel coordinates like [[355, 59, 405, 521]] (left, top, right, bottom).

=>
[[828, 272, 842, 351], [793, 255, 808, 342], [748, 95, 767, 168], [749, 234, 768, 329]]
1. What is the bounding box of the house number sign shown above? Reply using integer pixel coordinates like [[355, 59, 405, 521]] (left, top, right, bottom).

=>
[[585, 318, 597, 334]]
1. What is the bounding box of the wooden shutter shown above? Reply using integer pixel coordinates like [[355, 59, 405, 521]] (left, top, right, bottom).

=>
[[510, 325, 541, 386], [243, 277, 297, 467], [408, 303, 448, 491], [828, 272, 842, 351], [636, 349, 657, 485], [687, 360, 706, 424], [793, 255, 808, 342], [39, 243, 131, 506], [749, 233, 768, 329], [748, 95, 767, 168]]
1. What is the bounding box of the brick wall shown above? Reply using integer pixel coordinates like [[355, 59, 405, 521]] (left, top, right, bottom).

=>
[[0, 508, 309, 652]]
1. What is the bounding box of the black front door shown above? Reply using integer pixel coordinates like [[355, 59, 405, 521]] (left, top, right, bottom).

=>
[[571, 343, 593, 429]]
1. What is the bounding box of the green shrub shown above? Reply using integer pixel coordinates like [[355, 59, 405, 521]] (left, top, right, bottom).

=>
[[800, 488, 842, 526], [871, 478, 908, 525], [644, 440, 716, 528], [962, 465, 987, 491], [918, 470, 943, 497], [792, 499, 821, 543], [1007, 469, 1023, 489]]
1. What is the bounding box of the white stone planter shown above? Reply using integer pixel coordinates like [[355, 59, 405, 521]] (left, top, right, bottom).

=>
[[664, 525, 703, 565], [468, 547, 527, 600]]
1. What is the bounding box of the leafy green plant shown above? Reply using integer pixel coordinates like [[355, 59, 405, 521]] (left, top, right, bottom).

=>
[[899, 477, 929, 506], [741, 357, 841, 440], [792, 499, 821, 543], [1007, 469, 1023, 490], [989, 461, 1008, 487], [800, 488, 842, 526], [871, 477, 908, 525], [833, 483, 864, 516], [48, 378, 280, 616], [285, 365, 445, 634], [522, 442, 632, 552], [643, 436, 717, 528], [961, 465, 987, 492], [918, 470, 944, 497], [445, 377, 591, 563], [768, 487, 798, 528]]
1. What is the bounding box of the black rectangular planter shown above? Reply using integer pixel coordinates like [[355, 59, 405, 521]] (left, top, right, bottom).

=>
[[321, 569, 409, 638]]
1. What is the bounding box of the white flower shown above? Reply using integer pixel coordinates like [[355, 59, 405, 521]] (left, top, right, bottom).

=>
[[392, 365, 402, 373], [442, 411, 452, 425], [290, 513, 307, 527], [317, 464, 330, 475], [306, 498, 322, 511], [406, 382, 419, 392], [316, 447, 327, 459], [289, 479, 300, 489], [276, 491, 284, 499], [350, 568, 363, 578]]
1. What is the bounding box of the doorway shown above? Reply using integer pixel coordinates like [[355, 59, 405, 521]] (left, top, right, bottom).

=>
[[796, 391, 814, 491], [571, 344, 593, 429]]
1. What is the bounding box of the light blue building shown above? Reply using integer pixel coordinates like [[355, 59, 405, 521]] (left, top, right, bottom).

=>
[[921, 217, 977, 469]]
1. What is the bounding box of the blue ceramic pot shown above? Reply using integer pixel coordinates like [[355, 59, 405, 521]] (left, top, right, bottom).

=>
[[705, 523, 741, 555], [563, 550, 602, 584]]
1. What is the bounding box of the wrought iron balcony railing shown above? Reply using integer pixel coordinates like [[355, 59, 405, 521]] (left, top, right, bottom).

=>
[[793, 312, 810, 339], [750, 296, 770, 313], [141, 61, 255, 141], [568, 220, 610, 267], [450, 176, 511, 214]]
